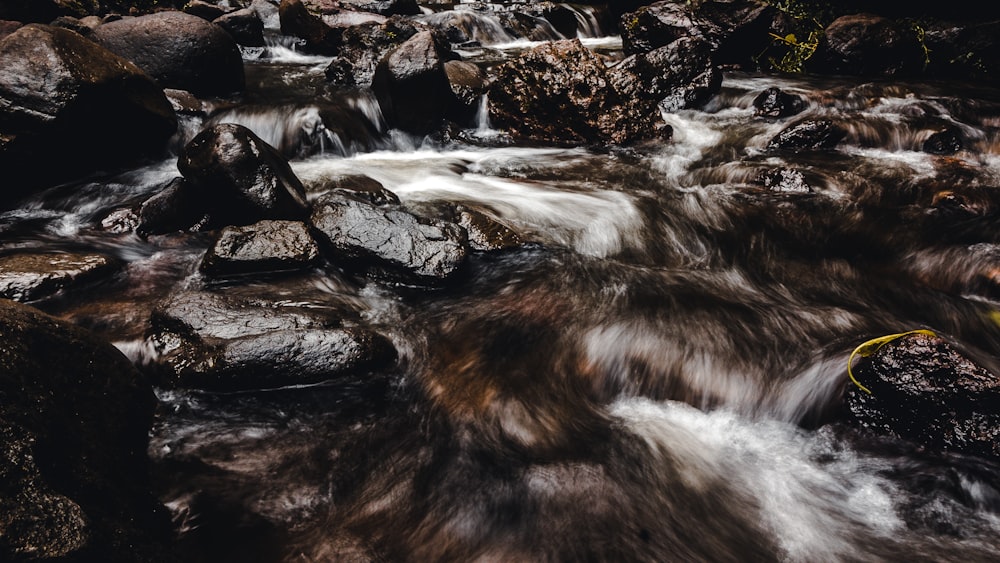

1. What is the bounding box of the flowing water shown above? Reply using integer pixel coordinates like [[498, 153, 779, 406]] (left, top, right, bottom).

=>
[[6, 11, 1000, 562]]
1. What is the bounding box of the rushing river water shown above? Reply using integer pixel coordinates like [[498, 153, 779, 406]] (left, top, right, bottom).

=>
[[6, 11, 1000, 561]]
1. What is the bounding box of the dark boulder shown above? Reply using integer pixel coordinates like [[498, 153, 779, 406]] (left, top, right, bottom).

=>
[[91, 11, 245, 97], [809, 13, 926, 77], [843, 332, 1000, 461], [372, 30, 458, 135], [752, 86, 806, 118], [177, 123, 311, 226], [0, 252, 120, 302], [0, 299, 174, 561], [172, 327, 397, 390], [0, 24, 176, 202], [214, 7, 266, 47], [325, 16, 429, 87], [304, 173, 401, 205], [923, 127, 963, 155], [310, 191, 468, 283], [279, 0, 342, 54], [923, 20, 1000, 83], [620, 0, 714, 56], [488, 39, 625, 146], [767, 119, 846, 152], [610, 35, 721, 115], [0, 20, 24, 40], [199, 220, 320, 276], [137, 177, 207, 235]]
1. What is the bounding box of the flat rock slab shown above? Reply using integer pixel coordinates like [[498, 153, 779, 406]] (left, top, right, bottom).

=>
[[200, 220, 320, 277], [0, 252, 120, 302]]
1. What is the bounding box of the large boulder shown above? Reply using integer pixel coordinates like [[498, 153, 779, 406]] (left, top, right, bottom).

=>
[[0, 299, 174, 561], [91, 11, 245, 97], [610, 35, 721, 114], [177, 123, 311, 227], [372, 30, 458, 135], [0, 24, 176, 202], [923, 20, 1000, 83], [310, 191, 468, 283], [488, 39, 624, 146], [809, 13, 926, 77], [325, 16, 430, 87], [843, 332, 1000, 461], [620, 0, 713, 55], [214, 7, 266, 47]]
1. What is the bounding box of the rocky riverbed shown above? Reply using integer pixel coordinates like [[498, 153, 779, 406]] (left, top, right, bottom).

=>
[[4, 0, 1000, 561]]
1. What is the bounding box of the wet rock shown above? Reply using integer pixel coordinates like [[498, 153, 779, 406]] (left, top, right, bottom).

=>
[[337, 0, 419, 16], [152, 289, 341, 342], [0, 299, 174, 561], [136, 177, 207, 235], [488, 39, 624, 146], [0, 24, 176, 201], [164, 89, 207, 116], [810, 13, 925, 77], [149, 288, 383, 390], [178, 123, 311, 226], [444, 59, 488, 124], [610, 35, 721, 115], [199, 220, 320, 276], [621, 0, 776, 67], [251, 0, 281, 30], [92, 11, 245, 97], [843, 332, 1000, 461], [923, 127, 963, 155], [0, 0, 99, 23], [305, 174, 400, 205], [279, 0, 342, 54], [0, 252, 121, 302], [215, 7, 266, 47], [51, 15, 92, 35], [620, 0, 712, 56], [752, 87, 806, 118], [310, 191, 468, 283], [752, 168, 813, 194], [767, 119, 846, 152], [456, 207, 523, 252], [184, 0, 229, 21], [372, 30, 458, 135], [173, 327, 397, 390], [325, 16, 429, 86]]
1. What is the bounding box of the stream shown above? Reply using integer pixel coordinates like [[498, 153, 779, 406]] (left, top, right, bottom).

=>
[[5, 8, 1000, 561]]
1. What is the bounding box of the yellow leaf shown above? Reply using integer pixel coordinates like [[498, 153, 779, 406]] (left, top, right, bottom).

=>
[[785, 33, 797, 43], [847, 329, 937, 394]]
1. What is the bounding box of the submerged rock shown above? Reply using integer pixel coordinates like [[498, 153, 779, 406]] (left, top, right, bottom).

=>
[[91, 11, 245, 97], [0, 252, 121, 302], [456, 207, 523, 252], [923, 127, 964, 155], [843, 332, 1000, 461], [752, 168, 813, 193], [178, 123, 311, 226], [310, 191, 468, 283], [0, 299, 173, 561], [199, 220, 321, 276], [372, 30, 458, 135], [0, 24, 176, 202], [305, 173, 401, 205]]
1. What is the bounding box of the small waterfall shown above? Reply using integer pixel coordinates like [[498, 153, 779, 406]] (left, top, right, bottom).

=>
[[207, 105, 332, 158], [419, 11, 517, 45], [566, 4, 604, 38], [475, 94, 492, 133]]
